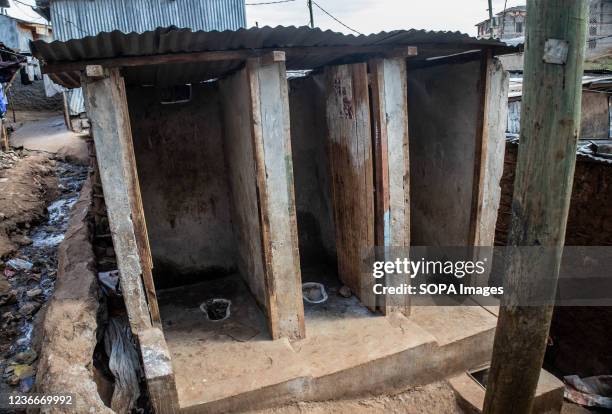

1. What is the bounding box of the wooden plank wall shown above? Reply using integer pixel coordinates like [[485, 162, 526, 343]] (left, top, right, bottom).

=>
[[83, 68, 154, 333], [369, 58, 411, 315], [220, 56, 305, 340], [474, 57, 509, 247], [325, 63, 376, 310]]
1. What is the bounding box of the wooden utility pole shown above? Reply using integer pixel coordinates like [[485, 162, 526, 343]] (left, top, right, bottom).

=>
[[483, 1, 587, 413], [488, 0, 494, 37], [308, 0, 314, 28]]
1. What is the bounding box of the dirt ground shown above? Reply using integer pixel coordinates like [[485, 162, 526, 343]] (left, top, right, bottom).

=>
[[9, 114, 89, 166], [249, 382, 465, 414], [0, 152, 58, 259]]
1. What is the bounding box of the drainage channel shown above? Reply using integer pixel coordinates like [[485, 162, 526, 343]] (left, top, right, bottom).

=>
[[1, 161, 87, 393]]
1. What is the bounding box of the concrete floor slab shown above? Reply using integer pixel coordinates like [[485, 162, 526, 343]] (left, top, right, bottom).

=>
[[449, 368, 564, 413], [157, 273, 499, 413]]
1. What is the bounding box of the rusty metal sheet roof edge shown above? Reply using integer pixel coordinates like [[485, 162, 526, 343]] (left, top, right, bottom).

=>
[[31, 25, 516, 64]]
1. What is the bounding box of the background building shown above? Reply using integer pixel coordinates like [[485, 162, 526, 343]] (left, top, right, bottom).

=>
[[33, 0, 246, 128]]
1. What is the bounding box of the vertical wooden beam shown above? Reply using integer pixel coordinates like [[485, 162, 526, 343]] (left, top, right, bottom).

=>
[[474, 56, 509, 248], [247, 54, 305, 340], [483, 1, 587, 413], [83, 68, 157, 333], [469, 50, 492, 247], [325, 63, 376, 310], [369, 57, 411, 315], [139, 328, 179, 414]]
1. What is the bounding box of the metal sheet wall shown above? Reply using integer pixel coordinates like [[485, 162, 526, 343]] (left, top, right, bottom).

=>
[[50, 0, 246, 41]]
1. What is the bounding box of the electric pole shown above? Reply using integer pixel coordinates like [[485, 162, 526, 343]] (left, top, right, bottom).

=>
[[308, 0, 314, 28], [483, 1, 588, 413], [488, 0, 494, 37]]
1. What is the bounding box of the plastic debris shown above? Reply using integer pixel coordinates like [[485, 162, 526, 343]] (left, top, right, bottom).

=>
[[6, 258, 33, 271], [564, 375, 612, 408]]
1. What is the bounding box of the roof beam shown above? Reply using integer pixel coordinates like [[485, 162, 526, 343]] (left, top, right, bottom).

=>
[[41, 45, 418, 74]]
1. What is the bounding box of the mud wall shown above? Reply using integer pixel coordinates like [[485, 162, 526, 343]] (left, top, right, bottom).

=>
[[127, 83, 237, 288], [495, 141, 612, 377], [407, 59, 481, 246], [495, 141, 612, 246], [288, 75, 336, 265]]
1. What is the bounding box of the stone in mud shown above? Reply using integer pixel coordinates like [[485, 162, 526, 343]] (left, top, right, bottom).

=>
[[12, 235, 32, 246], [339, 285, 352, 298], [0, 277, 10, 295], [19, 301, 41, 317], [26, 288, 43, 298], [15, 349, 37, 364], [0, 290, 17, 306]]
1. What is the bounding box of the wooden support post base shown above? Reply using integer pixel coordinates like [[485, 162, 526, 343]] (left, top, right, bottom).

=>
[[139, 328, 180, 414]]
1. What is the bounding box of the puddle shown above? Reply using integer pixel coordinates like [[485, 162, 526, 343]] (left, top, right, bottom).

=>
[[0, 161, 87, 392]]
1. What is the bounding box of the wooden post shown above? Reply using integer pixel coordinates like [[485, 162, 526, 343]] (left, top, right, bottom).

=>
[[369, 57, 410, 315], [325, 63, 376, 310], [246, 54, 305, 340], [83, 68, 161, 333], [483, 1, 587, 413], [139, 328, 180, 414]]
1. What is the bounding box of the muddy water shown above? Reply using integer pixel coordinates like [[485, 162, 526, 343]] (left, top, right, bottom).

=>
[[1, 161, 87, 393]]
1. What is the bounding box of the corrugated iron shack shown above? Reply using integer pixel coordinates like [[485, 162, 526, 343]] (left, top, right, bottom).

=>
[[33, 26, 515, 413]]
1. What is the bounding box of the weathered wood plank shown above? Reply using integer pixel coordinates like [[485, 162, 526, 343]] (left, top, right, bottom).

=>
[[325, 63, 376, 310], [82, 69, 153, 333], [114, 72, 161, 325], [474, 56, 509, 248], [139, 328, 179, 414], [369, 58, 411, 315], [247, 57, 305, 339], [220, 56, 305, 340]]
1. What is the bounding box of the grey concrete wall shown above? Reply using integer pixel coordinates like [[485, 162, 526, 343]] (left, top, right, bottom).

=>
[[127, 83, 237, 288], [407, 59, 481, 246], [218, 68, 267, 307], [288, 75, 336, 265]]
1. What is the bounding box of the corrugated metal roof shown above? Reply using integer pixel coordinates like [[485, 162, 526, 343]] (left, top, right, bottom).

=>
[[48, 0, 245, 41], [507, 135, 612, 164], [32, 25, 517, 88]]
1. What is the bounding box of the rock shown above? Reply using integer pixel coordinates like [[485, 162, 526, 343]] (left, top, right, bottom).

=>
[[0, 290, 17, 306], [6, 258, 33, 271], [0, 277, 10, 295], [15, 349, 37, 365], [339, 285, 352, 298], [12, 235, 32, 246], [26, 288, 42, 298], [19, 301, 41, 317]]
